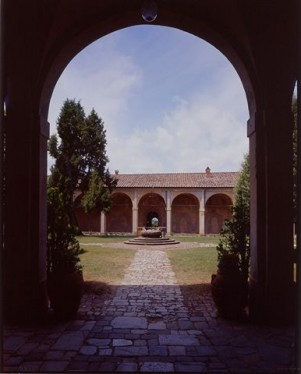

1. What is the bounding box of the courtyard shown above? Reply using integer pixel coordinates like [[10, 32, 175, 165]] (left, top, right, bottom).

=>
[[3, 236, 295, 373]]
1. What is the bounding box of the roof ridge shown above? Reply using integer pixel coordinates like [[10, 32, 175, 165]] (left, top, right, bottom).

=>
[[113, 171, 240, 188]]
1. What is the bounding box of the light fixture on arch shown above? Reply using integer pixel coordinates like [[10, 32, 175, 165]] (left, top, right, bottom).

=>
[[141, 0, 157, 23]]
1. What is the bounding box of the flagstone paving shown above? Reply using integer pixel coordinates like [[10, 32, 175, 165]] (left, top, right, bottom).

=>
[[3, 247, 296, 372]]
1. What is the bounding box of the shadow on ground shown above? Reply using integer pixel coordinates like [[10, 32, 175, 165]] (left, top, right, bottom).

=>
[[3, 280, 296, 373]]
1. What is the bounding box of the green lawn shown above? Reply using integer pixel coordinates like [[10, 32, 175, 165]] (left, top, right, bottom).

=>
[[78, 243, 136, 296], [166, 246, 218, 298], [77, 234, 220, 245], [172, 235, 221, 244], [79, 245, 136, 284], [77, 235, 219, 297], [166, 247, 218, 285], [76, 235, 134, 244]]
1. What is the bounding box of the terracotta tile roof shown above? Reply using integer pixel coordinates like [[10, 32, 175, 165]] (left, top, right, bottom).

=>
[[114, 172, 240, 188]]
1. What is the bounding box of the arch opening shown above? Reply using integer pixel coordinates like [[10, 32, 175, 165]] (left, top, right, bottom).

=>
[[172, 193, 199, 234], [3, 0, 298, 327], [46, 24, 250, 178], [205, 194, 233, 235], [74, 194, 101, 233], [106, 192, 133, 233], [138, 193, 166, 228]]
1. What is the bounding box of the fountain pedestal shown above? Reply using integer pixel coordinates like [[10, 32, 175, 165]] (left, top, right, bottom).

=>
[[125, 228, 179, 246]]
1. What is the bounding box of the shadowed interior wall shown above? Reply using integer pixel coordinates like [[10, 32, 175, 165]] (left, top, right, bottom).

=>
[[75, 195, 100, 232], [138, 193, 166, 227], [172, 194, 199, 234], [205, 194, 233, 234], [106, 193, 132, 232]]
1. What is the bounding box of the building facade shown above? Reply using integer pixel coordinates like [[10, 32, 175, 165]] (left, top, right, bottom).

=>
[[75, 168, 238, 236]]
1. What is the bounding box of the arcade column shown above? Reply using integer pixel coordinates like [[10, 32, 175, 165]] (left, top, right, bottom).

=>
[[100, 211, 106, 234], [249, 97, 295, 324], [198, 190, 205, 235], [3, 109, 49, 323], [132, 208, 138, 235], [165, 191, 171, 236]]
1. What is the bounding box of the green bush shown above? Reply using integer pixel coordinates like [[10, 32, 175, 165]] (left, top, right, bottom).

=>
[[47, 186, 83, 275], [216, 154, 250, 282]]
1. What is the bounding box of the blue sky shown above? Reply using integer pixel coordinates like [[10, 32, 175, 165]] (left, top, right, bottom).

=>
[[48, 25, 249, 174]]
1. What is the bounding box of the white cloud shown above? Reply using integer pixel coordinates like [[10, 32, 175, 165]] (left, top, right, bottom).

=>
[[106, 68, 249, 174], [48, 33, 143, 136], [48, 26, 249, 175]]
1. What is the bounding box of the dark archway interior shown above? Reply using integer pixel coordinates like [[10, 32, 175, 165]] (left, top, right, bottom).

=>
[[205, 194, 233, 234], [146, 211, 159, 227], [2, 0, 298, 326], [172, 194, 199, 234], [106, 193, 133, 233], [138, 193, 166, 228]]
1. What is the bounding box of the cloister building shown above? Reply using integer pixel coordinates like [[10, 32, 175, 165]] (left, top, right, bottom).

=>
[[75, 168, 238, 236]]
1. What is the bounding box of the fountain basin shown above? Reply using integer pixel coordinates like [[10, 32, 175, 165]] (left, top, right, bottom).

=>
[[141, 229, 162, 238]]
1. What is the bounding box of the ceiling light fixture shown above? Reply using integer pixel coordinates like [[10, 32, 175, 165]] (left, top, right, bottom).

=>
[[141, 0, 157, 23]]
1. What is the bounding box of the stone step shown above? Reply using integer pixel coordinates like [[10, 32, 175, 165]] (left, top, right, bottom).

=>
[[124, 237, 180, 246]]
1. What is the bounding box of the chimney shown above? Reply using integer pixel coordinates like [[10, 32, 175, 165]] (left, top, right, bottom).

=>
[[115, 170, 119, 176], [205, 166, 211, 176]]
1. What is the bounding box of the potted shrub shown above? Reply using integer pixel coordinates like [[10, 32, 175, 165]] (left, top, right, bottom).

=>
[[211, 154, 250, 320], [211, 249, 249, 320], [47, 186, 84, 320]]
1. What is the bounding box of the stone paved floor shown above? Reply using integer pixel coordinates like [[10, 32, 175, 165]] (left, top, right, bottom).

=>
[[3, 246, 296, 373]]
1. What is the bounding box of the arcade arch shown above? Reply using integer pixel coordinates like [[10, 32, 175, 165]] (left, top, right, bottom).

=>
[[74, 194, 101, 232], [138, 193, 166, 228], [3, 1, 297, 324], [205, 193, 233, 234], [171, 193, 199, 234], [106, 192, 132, 233]]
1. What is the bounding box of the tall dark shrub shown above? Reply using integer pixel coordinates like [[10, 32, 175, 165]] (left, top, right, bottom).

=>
[[216, 154, 250, 282]]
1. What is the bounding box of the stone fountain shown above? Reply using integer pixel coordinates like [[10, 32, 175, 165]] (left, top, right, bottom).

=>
[[141, 228, 162, 238], [124, 226, 180, 246]]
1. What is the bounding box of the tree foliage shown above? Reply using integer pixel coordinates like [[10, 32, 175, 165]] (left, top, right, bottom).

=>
[[216, 154, 250, 282], [48, 99, 117, 227], [47, 186, 83, 274]]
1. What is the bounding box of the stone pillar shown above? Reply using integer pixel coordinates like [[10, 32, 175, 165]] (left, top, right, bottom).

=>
[[4, 110, 49, 323], [39, 117, 49, 292], [166, 191, 172, 235], [99, 212, 102, 233], [249, 96, 295, 324], [100, 211, 106, 234], [132, 209, 138, 235], [248, 111, 267, 323], [132, 194, 138, 235], [199, 190, 205, 235], [0, 4, 3, 309], [264, 99, 294, 324], [296, 9, 301, 366]]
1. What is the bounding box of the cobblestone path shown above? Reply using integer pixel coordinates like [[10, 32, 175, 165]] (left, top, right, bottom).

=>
[[3, 247, 296, 372]]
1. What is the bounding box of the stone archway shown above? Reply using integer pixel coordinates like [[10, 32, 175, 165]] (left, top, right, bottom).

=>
[[74, 194, 101, 233], [138, 193, 166, 228], [3, 0, 297, 324], [146, 211, 159, 228], [106, 193, 132, 233], [205, 194, 233, 234], [172, 194, 199, 234]]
